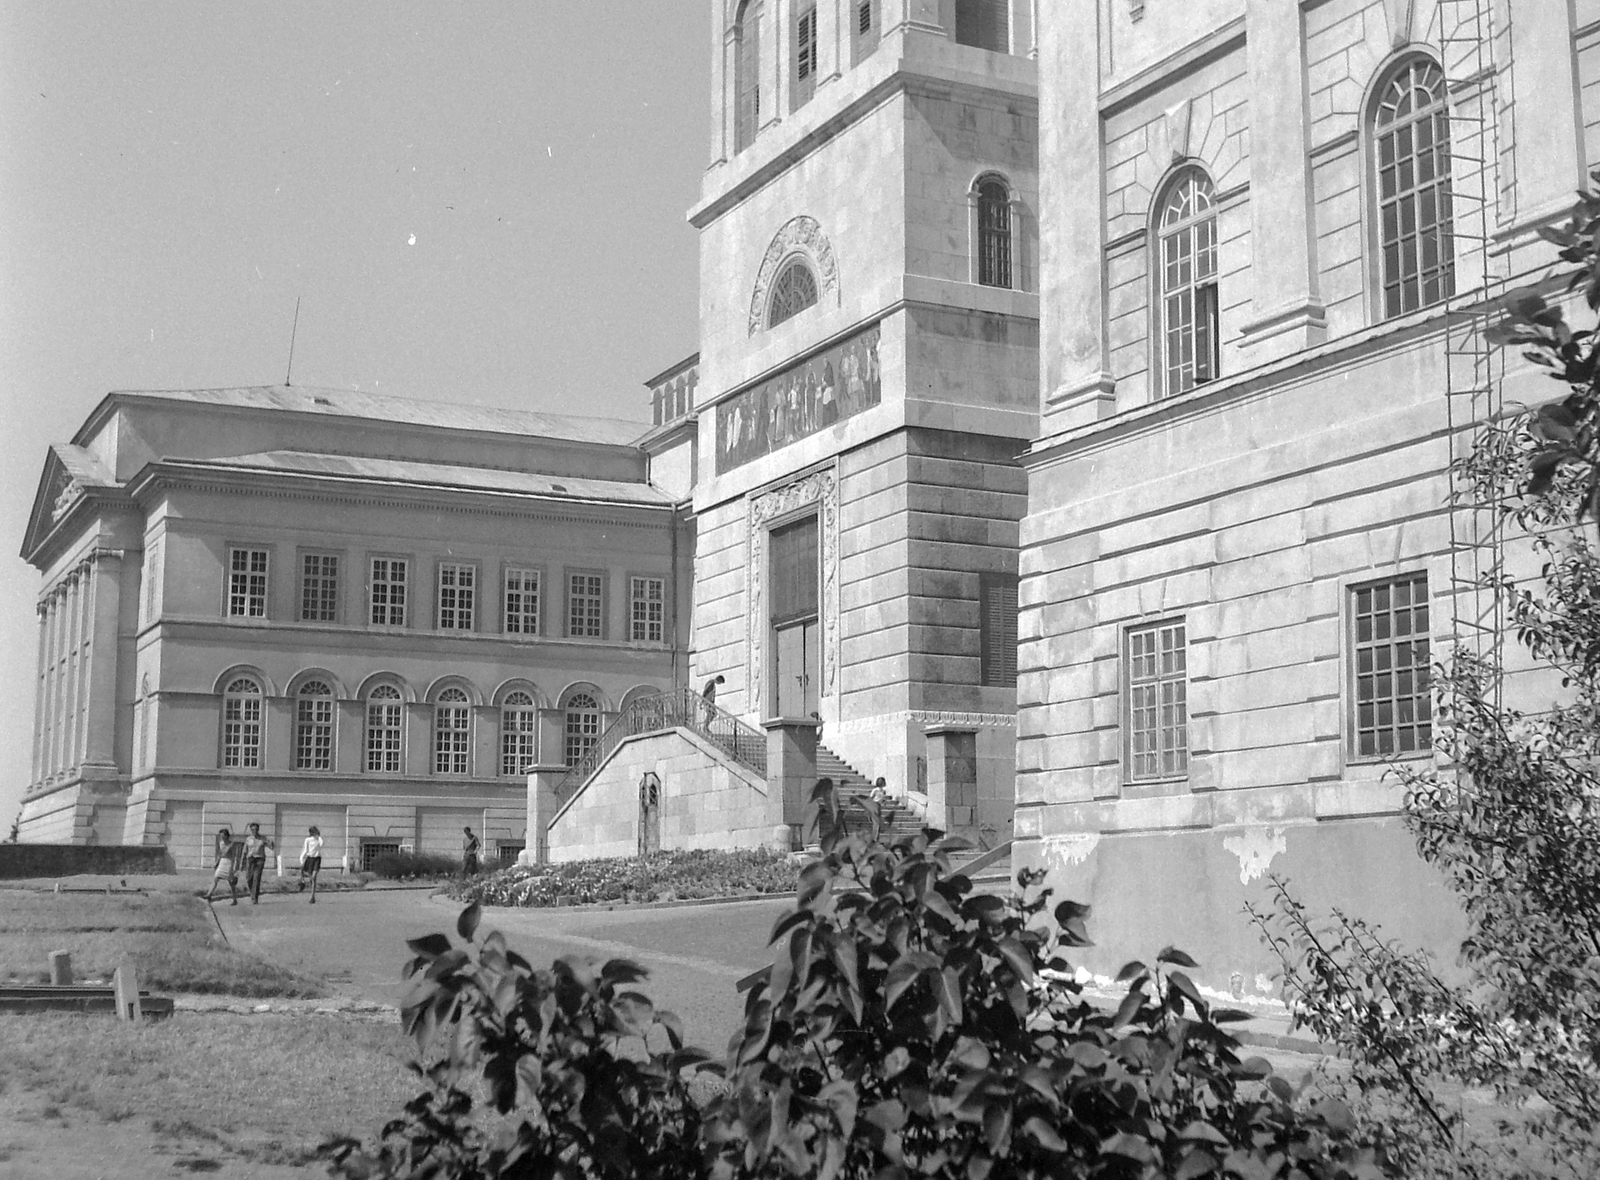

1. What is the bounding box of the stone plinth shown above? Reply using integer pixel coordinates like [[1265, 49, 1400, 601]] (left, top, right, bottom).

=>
[[525, 764, 570, 865], [764, 718, 821, 849], [924, 725, 979, 836]]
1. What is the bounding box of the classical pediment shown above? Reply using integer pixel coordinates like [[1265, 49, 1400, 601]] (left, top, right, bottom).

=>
[[21, 444, 118, 564]]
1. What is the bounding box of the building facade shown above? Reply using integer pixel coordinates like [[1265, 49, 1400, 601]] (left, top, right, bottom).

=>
[[1019, 0, 1588, 989]]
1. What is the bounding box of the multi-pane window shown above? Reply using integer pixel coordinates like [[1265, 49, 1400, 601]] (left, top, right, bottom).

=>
[[795, 5, 818, 108], [294, 680, 334, 771], [768, 259, 819, 328], [980, 572, 1019, 688], [300, 554, 339, 622], [1127, 621, 1188, 781], [567, 572, 604, 638], [1158, 171, 1220, 396], [221, 676, 263, 769], [977, 178, 1012, 289], [433, 687, 471, 776], [564, 693, 601, 768], [437, 563, 476, 631], [505, 568, 540, 635], [1352, 574, 1432, 758], [227, 548, 269, 618], [734, 0, 761, 153], [1374, 59, 1454, 319], [501, 691, 538, 776], [631, 576, 665, 643], [366, 685, 403, 773], [370, 558, 408, 627]]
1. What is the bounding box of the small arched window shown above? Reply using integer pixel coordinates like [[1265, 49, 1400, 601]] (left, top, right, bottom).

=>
[[434, 687, 471, 776], [501, 691, 538, 776], [734, 0, 762, 154], [564, 693, 601, 768], [976, 177, 1012, 288], [222, 677, 263, 770], [1157, 170, 1219, 396], [1373, 57, 1453, 319], [294, 680, 334, 771], [366, 685, 403, 773], [768, 259, 819, 327]]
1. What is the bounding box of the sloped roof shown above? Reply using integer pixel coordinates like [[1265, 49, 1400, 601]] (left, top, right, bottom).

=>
[[84, 385, 649, 447], [160, 450, 675, 507], [20, 444, 124, 563]]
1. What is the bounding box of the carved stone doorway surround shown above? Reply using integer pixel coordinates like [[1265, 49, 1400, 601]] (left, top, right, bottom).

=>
[[747, 467, 839, 722]]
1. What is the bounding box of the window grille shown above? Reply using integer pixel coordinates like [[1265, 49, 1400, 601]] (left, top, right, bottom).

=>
[[366, 685, 403, 773], [222, 676, 263, 769], [977, 178, 1012, 288], [1352, 574, 1432, 757], [501, 691, 538, 776], [300, 554, 339, 622], [361, 841, 400, 872], [437, 563, 476, 631], [295, 680, 334, 771], [1374, 59, 1454, 319], [505, 568, 540, 635], [228, 548, 269, 618], [564, 693, 601, 767], [980, 572, 1019, 687], [631, 576, 665, 643], [434, 687, 471, 776], [567, 573, 604, 638], [768, 259, 819, 328], [1126, 621, 1188, 780], [1159, 171, 1219, 396], [859, 0, 872, 34], [370, 558, 408, 627]]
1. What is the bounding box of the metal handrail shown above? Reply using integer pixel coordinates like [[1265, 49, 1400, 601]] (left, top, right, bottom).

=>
[[556, 686, 767, 796]]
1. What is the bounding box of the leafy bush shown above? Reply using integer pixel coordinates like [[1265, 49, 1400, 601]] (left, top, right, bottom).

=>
[[446, 847, 799, 908], [368, 851, 467, 881], [323, 784, 1377, 1179]]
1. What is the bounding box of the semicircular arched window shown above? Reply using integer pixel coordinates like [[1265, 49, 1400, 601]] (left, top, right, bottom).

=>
[[294, 680, 335, 772], [1372, 57, 1453, 319], [976, 177, 1012, 288], [564, 693, 601, 768], [366, 684, 403, 773], [767, 258, 819, 328], [434, 687, 471, 776], [1157, 169, 1219, 396], [501, 691, 538, 777], [222, 677, 263, 770]]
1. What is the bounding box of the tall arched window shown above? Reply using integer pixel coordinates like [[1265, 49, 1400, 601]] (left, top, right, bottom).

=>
[[501, 691, 538, 776], [767, 258, 818, 327], [976, 177, 1012, 288], [221, 677, 263, 769], [1157, 170, 1219, 396], [564, 693, 601, 768], [734, 0, 762, 154], [294, 680, 334, 771], [1373, 57, 1453, 319], [366, 685, 403, 773], [434, 687, 471, 776]]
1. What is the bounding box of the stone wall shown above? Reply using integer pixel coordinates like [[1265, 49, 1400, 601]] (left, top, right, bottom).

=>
[[0, 843, 172, 879]]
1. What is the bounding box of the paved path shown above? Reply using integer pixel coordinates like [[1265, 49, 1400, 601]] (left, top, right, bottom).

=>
[[213, 889, 794, 1050]]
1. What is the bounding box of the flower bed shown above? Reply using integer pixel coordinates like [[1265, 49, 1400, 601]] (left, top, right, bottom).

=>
[[446, 847, 799, 908]]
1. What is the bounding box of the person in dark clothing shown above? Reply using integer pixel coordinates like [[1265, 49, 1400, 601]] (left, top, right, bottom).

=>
[[701, 674, 726, 728], [241, 823, 274, 905], [462, 827, 481, 875], [204, 828, 242, 905]]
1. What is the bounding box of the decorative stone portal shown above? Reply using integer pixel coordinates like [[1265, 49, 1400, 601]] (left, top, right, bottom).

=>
[[747, 468, 839, 723]]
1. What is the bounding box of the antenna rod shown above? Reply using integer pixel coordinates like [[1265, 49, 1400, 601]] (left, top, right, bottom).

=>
[[285, 296, 302, 386]]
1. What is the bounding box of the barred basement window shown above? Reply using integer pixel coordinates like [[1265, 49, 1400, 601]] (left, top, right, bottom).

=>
[[370, 557, 408, 627], [221, 676, 263, 769], [1126, 620, 1188, 781], [564, 693, 601, 768], [365, 685, 403, 773], [631, 576, 665, 643], [979, 572, 1019, 687], [1158, 170, 1219, 396], [300, 554, 339, 622], [501, 691, 538, 776], [567, 572, 604, 638], [976, 177, 1012, 289], [294, 680, 334, 771], [1351, 574, 1432, 758], [767, 259, 819, 328], [433, 687, 471, 776], [227, 548, 269, 618], [504, 568, 540, 635], [437, 563, 476, 631], [1373, 58, 1454, 319]]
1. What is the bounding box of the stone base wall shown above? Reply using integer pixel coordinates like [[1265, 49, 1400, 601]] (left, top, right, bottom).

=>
[[16, 776, 128, 847], [547, 729, 773, 863], [0, 843, 173, 879]]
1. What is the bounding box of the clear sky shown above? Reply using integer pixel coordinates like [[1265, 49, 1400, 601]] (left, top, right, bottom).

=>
[[0, 3, 708, 830]]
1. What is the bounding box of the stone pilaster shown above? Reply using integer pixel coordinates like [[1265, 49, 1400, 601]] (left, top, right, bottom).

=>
[[525, 764, 567, 864], [1502, 2, 1584, 243], [764, 717, 820, 848], [81, 551, 124, 774], [924, 725, 979, 835]]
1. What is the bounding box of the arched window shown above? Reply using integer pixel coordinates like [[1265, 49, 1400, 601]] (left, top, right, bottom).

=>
[[221, 677, 263, 769], [1373, 57, 1453, 319], [976, 177, 1012, 288], [564, 693, 601, 768], [294, 680, 334, 771], [501, 691, 538, 776], [1157, 170, 1219, 396], [768, 259, 819, 327], [366, 685, 403, 773], [434, 687, 471, 776], [734, 0, 761, 154]]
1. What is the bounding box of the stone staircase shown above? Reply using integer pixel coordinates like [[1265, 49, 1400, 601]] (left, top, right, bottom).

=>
[[813, 742, 923, 841]]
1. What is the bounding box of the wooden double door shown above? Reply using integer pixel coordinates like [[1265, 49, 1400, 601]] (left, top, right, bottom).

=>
[[769, 514, 821, 719]]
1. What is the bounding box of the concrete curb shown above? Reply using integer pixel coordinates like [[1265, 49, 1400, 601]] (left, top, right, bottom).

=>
[[171, 994, 400, 1021], [429, 890, 791, 915]]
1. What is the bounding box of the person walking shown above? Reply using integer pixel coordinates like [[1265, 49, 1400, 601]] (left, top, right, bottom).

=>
[[241, 823, 275, 905], [701, 673, 726, 734], [204, 828, 241, 905], [462, 827, 481, 876], [297, 825, 324, 904]]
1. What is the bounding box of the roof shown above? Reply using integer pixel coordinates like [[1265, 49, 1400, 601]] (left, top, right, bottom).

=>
[[82, 385, 649, 448], [52, 443, 118, 489], [159, 450, 675, 507]]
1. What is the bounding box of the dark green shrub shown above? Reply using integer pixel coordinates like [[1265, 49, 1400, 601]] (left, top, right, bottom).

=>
[[448, 847, 800, 908], [368, 851, 465, 881]]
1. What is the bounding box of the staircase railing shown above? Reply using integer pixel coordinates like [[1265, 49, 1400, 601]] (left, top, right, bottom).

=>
[[556, 686, 768, 796]]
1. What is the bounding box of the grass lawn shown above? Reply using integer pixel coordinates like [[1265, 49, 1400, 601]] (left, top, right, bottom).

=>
[[0, 1012, 418, 1166], [0, 888, 325, 997]]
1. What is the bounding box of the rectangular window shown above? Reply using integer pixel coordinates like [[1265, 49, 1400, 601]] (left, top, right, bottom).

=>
[[567, 572, 605, 638], [769, 516, 820, 623], [1351, 574, 1432, 758], [295, 694, 334, 771], [437, 563, 476, 631], [434, 705, 471, 775], [853, 0, 878, 64], [361, 841, 401, 872], [505, 568, 540, 635], [630, 576, 666, 643], [501, 707, 538, 776], [227, 548, 269, 618], [370, 558, 408, 627], [366, 699, 403, 773], [300, 553, 339, 622], [980, 572, 1019, 687], [222, 696, 262, 769], [794, 6, 818, 108], [1126, 620, 1188, 781]]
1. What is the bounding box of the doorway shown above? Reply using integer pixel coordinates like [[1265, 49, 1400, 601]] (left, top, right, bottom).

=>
[[769, 514, 820, 718]]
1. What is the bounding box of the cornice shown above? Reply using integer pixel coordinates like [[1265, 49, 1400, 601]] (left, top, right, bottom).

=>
[[1098, 17, 1247, 120]]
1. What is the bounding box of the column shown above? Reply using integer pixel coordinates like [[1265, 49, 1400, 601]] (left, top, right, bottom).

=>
[[62, 571, 83, 772], [81, 552, 124, 772], [1039, 0, 1115, 434], [1505, 2, 1584, 230], [764, 717, 820, 849], [1239, 0, 1326, 358], [525, 765, 567, 864], [49, 584, 68, 776], [924, 725, 979, 834], [265, 693, 294, 773]]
